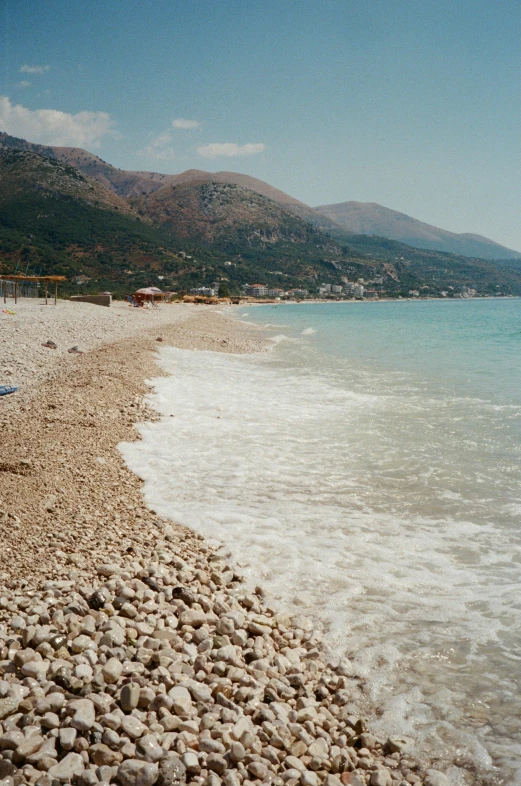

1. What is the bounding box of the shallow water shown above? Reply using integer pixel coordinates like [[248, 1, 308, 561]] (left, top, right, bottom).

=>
[[121, 298, 521, 785]]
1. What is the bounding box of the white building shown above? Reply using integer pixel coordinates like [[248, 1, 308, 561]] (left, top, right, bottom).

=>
[[190, 286, 217, 297], [247, 284, 268, 297]]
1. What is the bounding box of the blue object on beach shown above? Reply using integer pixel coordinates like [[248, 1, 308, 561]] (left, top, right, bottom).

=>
[[0, 385, 18, 396]]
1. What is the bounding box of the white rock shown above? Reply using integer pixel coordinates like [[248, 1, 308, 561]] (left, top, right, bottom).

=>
[[370, 769, 392, 786], [117, 759, 159, 786], [68, 698, 96, 730], [71, 634, 95, 653], [424, 771, 450, 786], [102, 657, 123, 684], [168, 685, 192, 716], [121, 715, 148, 739], [59, 727, 77, 750], [20, 660, 49, 678], [179, 609, 206, 627], [48, 752, 85, 781], [136, 734, 164, 763]]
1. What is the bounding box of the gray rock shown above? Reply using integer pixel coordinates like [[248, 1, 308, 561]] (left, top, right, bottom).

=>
[[370, 769, 392, 786], [121, 683, 141, 712], [206, 754, 227, 775], [157, 756, 186, 786], [117, 759, 159, 786], [78, 771, 99, 786]]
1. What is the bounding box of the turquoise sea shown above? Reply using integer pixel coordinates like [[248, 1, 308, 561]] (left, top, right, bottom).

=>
[[122, 298, 521, 785]]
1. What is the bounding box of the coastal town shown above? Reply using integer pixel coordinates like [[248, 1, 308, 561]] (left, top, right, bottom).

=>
[[187, 281, 484, 302]]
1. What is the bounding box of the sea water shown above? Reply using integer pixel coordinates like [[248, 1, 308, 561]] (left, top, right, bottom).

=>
[[121, 298, 521, 784]]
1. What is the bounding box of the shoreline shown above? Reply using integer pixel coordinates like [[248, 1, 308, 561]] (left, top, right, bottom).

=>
[[0, 302, 476, 786]]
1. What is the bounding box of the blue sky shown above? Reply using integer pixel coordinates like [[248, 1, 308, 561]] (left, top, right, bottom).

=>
[[1, 0, 520, 251]]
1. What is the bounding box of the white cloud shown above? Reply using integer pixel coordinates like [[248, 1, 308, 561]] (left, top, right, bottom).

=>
[[172, 118, 200, 129], [20, 65, 50, 74], [197, 142, 266, 159], [0, 96, 115, 147], [138, 131, 175, 160], [18, 81, 31, 88]]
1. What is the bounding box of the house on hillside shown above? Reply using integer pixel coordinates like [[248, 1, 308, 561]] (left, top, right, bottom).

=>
[[247, 284, 268, 297]]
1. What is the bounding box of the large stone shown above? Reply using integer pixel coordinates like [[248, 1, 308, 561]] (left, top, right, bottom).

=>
[[100, 626, 126, 647], [157, 756, 186, 786], [59, 728, 77, 751], [117, 759, 159, 786], [36, 692, 66, 714], [248, 761, 268, 779], [206, 754, 227, 774], [103, 657, 123, 684], [168, 686, 192, 716], [69, 698, 96, 730], [424, 771, 450, 786], [301, 773, 319, 786], [89, 742, 123, 766], [182, 751, 200, 773], [121, 715, 148, 739], [369, 769, 391, 786], [48, 752, 85, 781], [136, 735, 164, 763], [179, 609, 206, 628], [229, 742, 245, 762], [20, 660, 49, 678], [71, 634, 95, 653], [308, 737, 328, 758], [15, 734, 44, 759], [0, 730, 24, 750], [121, 683, 141, 711]]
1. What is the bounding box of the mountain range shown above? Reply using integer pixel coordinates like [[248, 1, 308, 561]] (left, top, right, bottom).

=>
[[314, 201, 520, 261], [0, 130, 520, 298]]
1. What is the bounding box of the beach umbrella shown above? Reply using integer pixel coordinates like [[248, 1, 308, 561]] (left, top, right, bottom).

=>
[[135, 287, 164, 295]]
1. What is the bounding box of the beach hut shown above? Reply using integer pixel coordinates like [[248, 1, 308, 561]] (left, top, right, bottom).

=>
[[131, 287, 166, 306]]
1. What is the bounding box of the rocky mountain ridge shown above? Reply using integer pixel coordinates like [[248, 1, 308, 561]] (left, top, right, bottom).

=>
[[314, 201, 521, 261], [4, 131, 518, 261], [1, 132, 521, 299]]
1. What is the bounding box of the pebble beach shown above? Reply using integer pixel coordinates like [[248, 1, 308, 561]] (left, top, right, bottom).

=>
[[0, 299, 460, 786]]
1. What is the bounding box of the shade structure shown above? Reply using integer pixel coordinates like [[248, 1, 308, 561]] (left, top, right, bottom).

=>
[[1, 274, 66, 304], [134, 287, 164, 296]]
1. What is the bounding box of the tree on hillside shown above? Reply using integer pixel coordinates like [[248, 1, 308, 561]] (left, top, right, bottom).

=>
[[218, 282, 230, 297]]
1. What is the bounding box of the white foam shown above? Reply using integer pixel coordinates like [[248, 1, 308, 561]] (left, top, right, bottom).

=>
[[121, 344, 521, 781], [301, 327, 317, 335]]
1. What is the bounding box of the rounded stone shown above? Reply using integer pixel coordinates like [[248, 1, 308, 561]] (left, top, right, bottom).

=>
[[120, 683, 141, 712], [117, 759, 159, 786], [207, 754, 227, 775], [157, 756, 186, 786], [48, 752, 85, 781]]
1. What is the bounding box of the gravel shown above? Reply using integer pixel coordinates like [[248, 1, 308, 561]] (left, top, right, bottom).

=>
[[0, 304, 456, 786]]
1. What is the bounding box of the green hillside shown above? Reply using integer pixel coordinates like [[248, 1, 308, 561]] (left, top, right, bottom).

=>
[[1, 145, 520, 298]]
